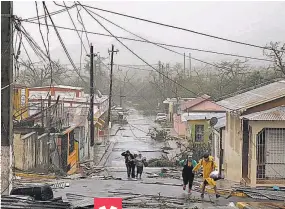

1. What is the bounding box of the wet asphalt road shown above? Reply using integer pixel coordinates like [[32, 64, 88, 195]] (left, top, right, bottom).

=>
[[53, 109, 237, 208], [106, 109, 165, 177]]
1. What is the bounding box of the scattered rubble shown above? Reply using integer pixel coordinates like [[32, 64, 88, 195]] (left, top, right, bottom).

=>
[[1, 195, 72, 209], [79, 162, 106, 177], [147, 157, 177, 167], [109, 190, 215, 208]]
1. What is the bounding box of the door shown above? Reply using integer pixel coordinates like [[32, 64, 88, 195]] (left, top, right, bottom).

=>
[[265, 128, 285, 179], [242, 119, 249, 178]]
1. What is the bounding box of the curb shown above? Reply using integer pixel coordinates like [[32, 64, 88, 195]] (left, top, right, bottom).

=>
[[97, 141, 116, 167], [204, 187, 247, 197], [15, 172, 57, 179], [236, 202, 252, 209]]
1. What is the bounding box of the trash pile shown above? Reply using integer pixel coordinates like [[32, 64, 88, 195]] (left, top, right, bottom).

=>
[[147, 156, 178, 167], [79, 162, 106, 177]]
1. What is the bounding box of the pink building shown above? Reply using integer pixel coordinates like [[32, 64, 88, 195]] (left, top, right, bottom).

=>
[[173, 95, 225, 137]]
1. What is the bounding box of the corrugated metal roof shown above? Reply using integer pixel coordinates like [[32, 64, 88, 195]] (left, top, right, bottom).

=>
[[241, 106, 285, 121], [29, 85, 84, 90], [181, 94, 211, 111], [217, 80, 285, 111], [182, 112, 226, 122]]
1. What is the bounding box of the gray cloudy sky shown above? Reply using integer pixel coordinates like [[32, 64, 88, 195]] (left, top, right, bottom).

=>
[[14, 1, 285, 71]]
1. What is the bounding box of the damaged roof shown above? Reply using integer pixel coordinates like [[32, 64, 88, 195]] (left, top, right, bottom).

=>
[[182, 112, 226, 122], [242, 106, 285, 121], [217, 80, 285, 111]]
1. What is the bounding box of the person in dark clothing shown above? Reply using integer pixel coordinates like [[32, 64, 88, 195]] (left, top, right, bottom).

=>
[[121, 150, 136, 178], [179, 154, 197, 194]]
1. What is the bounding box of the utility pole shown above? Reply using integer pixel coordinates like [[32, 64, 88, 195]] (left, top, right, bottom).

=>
[[189, 53, 191, 78], [47, 95, 51, 129], [107, 45, 118, 130], [89, 44, 95, 147], [41, 96, 44, 128], [162, 64, 166, 99], [1, 1, 13, 195], [183, 53, 186, 76], [119, 84, 123, 107], [158, 61, 162, 81]]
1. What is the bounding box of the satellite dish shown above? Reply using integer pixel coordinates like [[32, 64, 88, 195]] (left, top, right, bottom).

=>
[[210, 117, 218, 127]]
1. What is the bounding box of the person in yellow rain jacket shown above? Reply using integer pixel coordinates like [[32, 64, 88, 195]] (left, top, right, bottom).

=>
[[193, 153, 222, 199]]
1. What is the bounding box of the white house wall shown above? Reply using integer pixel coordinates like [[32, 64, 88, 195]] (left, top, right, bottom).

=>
[[249, 121, 285, 185], [55, 91, 76, 99], [224, 112, 243, 183]]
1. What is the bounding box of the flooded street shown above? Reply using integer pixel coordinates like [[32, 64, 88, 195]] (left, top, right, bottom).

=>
[[106, 109, 165, 170], [51, 109, 239, 208]]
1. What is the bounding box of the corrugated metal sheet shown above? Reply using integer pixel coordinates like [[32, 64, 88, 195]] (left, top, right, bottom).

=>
[[182, 112, 226, 122], [217, 80, 285, 110], [242, 106, 285, 121]]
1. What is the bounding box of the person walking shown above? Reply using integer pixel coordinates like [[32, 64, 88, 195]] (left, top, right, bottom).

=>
[[192, 153, 221, 199], [121, 150, 135, 179], [179, 153, 197, 194], [135, 153, 147, 179]]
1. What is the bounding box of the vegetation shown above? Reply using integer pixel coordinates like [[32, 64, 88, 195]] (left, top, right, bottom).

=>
[[16, 41, 284, 116]]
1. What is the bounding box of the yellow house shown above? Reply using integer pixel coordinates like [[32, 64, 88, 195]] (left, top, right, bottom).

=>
[[183, 112, 226, 144], [13, 85, 29, 120], [218, 80, 285, 186]]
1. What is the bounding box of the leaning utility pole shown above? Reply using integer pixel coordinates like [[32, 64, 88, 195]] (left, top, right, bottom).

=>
[[119, 84, 123, 107], [89, 45, 95, 147], [158, 60, 162, 81], [107, 45, 118, 129], [183, 53, 186, 76], [1, 1, 13, 195], [189, 53, 192, 78]]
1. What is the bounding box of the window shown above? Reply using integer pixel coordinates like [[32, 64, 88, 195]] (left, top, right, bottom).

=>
[[195, 125, 204, 142], [69, 130, 75, 154]]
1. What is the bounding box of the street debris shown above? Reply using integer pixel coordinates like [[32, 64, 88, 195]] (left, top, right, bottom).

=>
[[79, 162, 106, 177], [10, 184, 54, 201], [147, 157, 177, 167], [50, 182, 68, 189], [108, 190, 215, 208], [1, 195, 72, 209]]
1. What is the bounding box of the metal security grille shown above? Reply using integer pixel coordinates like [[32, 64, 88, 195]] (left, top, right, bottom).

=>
[[256, 128, 285, 180]]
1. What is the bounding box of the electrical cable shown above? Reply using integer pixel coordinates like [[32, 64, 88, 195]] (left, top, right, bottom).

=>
[[74, 3, 90, 47], [21, 19, 273, 63], [24, 4, 76, 21], [36, 2, 53, 99], [86, 9, 236, 72], [79, 3, 213, 106], [63, 1, 88, 54], [42, 2, 87, 84], [80, 4, 241, 112], [78, 3, 272, 51]]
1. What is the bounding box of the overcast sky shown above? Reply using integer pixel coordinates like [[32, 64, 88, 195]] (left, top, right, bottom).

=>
[[14, 1, 285, 73]]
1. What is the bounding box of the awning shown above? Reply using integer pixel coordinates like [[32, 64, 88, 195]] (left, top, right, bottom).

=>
[[98, 118, 105, 126], [95, 121, 103, 129]]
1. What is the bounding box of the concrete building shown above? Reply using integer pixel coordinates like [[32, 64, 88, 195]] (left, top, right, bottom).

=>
[[211, 116, 226, 175], [13, 84, 29, 121], [217, 80, 285, 186], [13, 85, 109, 174], [173, 95, 225, 138], [183, 112, 226, 144]]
